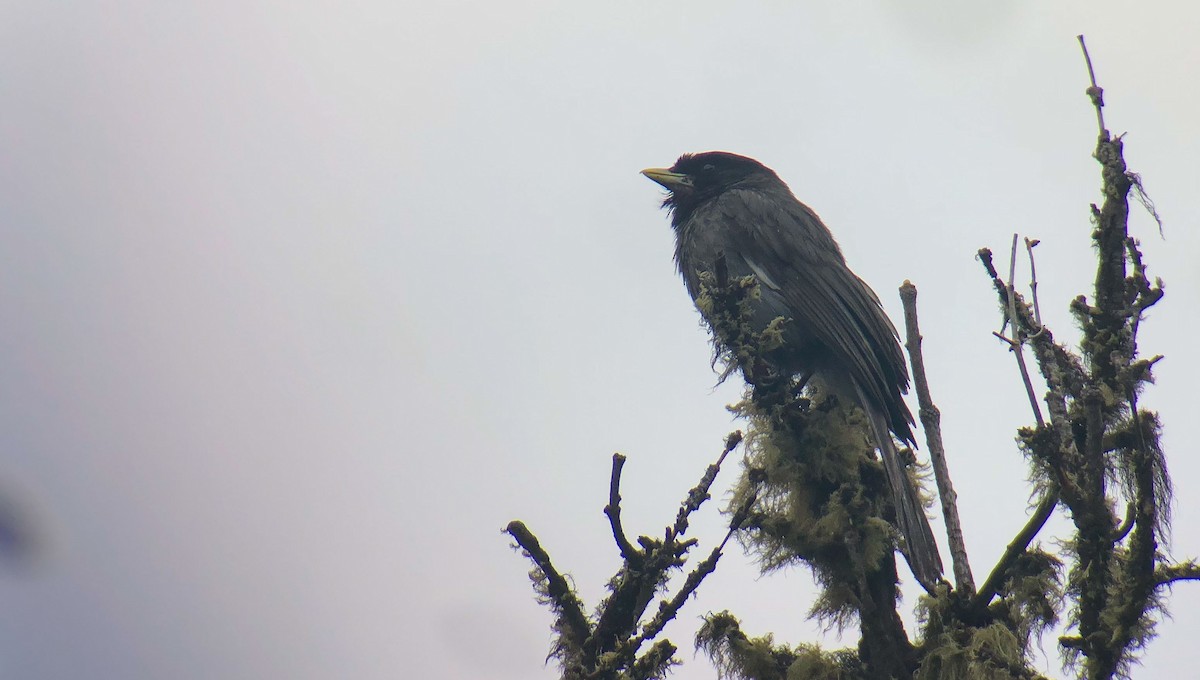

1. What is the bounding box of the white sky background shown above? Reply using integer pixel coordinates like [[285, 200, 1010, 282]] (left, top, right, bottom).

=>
[[0, 1, 1197, 678]]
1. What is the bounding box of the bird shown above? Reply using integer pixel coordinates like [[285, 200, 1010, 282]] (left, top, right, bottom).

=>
[[642, 151, 943, 589]]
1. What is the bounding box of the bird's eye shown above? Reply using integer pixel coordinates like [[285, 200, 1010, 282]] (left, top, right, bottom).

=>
[[702, 164, 715, 172]]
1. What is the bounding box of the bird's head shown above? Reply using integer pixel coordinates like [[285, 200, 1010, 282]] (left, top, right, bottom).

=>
[[641, 151, 780, 220]]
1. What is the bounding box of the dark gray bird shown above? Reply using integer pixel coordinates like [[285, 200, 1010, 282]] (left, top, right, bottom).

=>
[[642, 151, 942, 589]]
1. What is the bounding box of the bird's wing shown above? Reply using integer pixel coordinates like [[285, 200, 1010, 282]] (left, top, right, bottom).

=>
[[718, 189, 914, 437]]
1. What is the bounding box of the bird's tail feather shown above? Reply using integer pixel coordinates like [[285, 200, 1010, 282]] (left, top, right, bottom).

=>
[[855, 386, 944, 591]]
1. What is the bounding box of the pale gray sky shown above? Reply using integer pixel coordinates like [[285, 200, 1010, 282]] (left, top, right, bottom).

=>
[[1, 1, 1197, 678]]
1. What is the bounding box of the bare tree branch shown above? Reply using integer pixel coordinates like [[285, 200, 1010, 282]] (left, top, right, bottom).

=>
[[604, 453, 641, 564], [899, 280, 974, 595], [1024, 237, 1044, 335], [1078, 34, 1106, 136]]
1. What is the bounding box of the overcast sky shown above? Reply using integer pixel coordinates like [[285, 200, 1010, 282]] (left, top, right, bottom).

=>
[[1, 1, 1197, 678]]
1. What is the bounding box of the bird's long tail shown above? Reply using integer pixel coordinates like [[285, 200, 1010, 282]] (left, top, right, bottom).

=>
[[856, 387, 944, 591]]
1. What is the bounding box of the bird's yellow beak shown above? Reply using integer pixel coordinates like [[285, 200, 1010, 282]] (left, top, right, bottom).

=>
[[641, 168, 692, 190]]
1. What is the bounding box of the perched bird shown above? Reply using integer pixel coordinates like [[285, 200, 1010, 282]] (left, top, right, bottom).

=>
[[642, 151, 943, 589]]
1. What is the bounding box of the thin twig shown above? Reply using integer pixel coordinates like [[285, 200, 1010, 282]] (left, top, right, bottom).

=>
[[1006, 233, 1019, 335], [1078, 35, 1107, 136], [1024, 237, 1044, 335], [899, 281, 974, 595], [1000, 235, 1047, 427], [992, 331, 1046, 428], [1009, 339, 1045, 428]]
